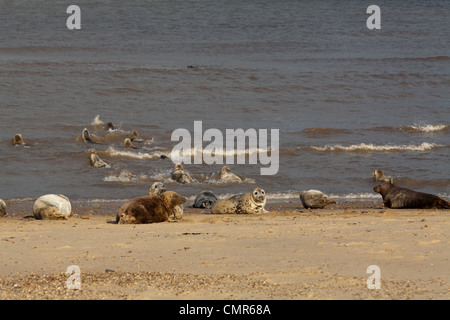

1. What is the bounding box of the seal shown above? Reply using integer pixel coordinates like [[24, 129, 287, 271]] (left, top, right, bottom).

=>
[[0, 199, 6, 217], [210, 166, 243, 183], [193, 191, 219, 209], [33, 194, 72, 220], [373, 181, 450, 209], [129, 130, 144, 143], [211, 188, 268, 214], [171, 163, 193, 184], [13, 134, 26, 146], [81, 128, 101, 144], [124, 138, 138, 149], [149, 182, 167, 196], [299, 190, 336, 209], [116, 191, 186, 224], [148, 182, 183, 220], [106, 122, 115, 131], [373, 170, 390, 182], [90, 153, 109, 168]]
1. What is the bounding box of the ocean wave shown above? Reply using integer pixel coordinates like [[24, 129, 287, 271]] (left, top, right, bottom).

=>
[[301, 128, 353, 135], [311, 142, 443, 152], [106, 146, 169, 159], [403, 124, 448, 133]]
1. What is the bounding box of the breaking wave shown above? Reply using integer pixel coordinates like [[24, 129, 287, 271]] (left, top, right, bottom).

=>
[[311, 142, 444, 152]]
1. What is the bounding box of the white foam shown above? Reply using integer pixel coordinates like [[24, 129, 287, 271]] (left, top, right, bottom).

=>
[[106, 146, 168, 160], [91, 115, 104, 125], [407, 124, 447, 132], [311, 142, 443, 152]]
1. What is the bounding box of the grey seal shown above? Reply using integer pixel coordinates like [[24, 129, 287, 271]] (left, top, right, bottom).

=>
[[211, 188, 268, 214], [193, 191, 219, 209], [299, 190, 336, 209], [374, 181, 450, 209]]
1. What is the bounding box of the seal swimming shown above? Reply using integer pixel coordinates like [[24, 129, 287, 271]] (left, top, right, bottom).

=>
[[373, 181, 450, 209], [373, 170, 391, 182], [124, 138, 138, 149], [209, 166, 243, 183], [299, 190, 336, 209], [116, 191, 186, 224], [193, 191, 219, 209], [171, 163, 194, 184], [129, 130, 144, 143], [33, 194, 72, 220], [211, 188, 268, 214], [90, 153, 109, 168], [81, 128, 101, 144], [12, 134, 26, 146], [148, 182, 183, 220]]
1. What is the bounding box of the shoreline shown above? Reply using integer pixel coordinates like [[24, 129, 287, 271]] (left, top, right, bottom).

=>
[[0, 201, 449, 300]]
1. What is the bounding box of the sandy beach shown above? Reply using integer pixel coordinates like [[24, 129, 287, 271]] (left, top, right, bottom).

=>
[[0, 199, 449, 300]]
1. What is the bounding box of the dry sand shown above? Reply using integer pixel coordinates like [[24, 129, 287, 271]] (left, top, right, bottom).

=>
[[0, 199, 449, 300]]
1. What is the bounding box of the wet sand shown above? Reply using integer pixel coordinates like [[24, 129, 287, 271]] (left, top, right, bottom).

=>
[[0, 199, 449, 300]]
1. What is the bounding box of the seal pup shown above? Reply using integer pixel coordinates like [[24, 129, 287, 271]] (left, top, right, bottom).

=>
[[193, 191, 219, 209], [12, 134, 26, 146], [0, 199, 6, 217], [81, 128, 101, 144], [129, 130, 144, 143], [299, 190, 336, 209], [211, 188, 268, 214], [90, 153, 109, 168], [148, 182, 183, 220], [116, 191, 186, 224], [171, 163, 193, 184], [373, 181, 450, 209], [33, 194, 72, 220], [124, 138, 138, 149], [373, 170, 391, 182]]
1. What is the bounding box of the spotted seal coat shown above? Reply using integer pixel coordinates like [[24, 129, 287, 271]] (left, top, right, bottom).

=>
[[211, 188, 268, 214]]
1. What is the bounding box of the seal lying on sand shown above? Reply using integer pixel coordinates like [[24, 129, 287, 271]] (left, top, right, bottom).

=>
[[33, 194, 72, 220], [193, 191, 219, 209], [211, 188, 268, 214], [148, 182, 183, 220], [373, 170, 391, 182], [0, 199, 6, 217], [116, 191, 186, 224], [90, 154, 109, 168], [171, 163, 193, 184], [12, 134, 26, 146], [373, 181, 450, 209], [300, 190, 336, 209]]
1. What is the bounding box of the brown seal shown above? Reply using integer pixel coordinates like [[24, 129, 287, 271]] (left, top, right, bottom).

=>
[[129, 130, 144, 142], [373, 181, 450, 209], [124, 138, 138, 149], [148, 182, 183, 220], [373, 170, 390, 182], [90, 154, 109, 168], [116, 191, 186, 224], [13, 134, 25, 146]]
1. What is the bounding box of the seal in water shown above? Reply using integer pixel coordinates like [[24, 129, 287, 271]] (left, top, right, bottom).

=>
[[193, 191, 219, 209], [373, 170, 391, 182], [373, 181, 450, 209], [12, 134, 26, 146], [90, 153, 109, 168], [33, 194, 72, 220], [211, 188, 268, 214], [148, 182, 183, 220], [171, 163, 193, 184], [81, 128, 100, 144], [0, 199, 6, 217], [299, 190, 336, 209], [124, 138, 138, 149], [116, 191, 186, 224], [129, 130, 144, 143]]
